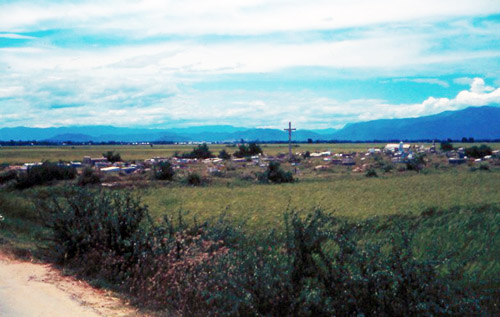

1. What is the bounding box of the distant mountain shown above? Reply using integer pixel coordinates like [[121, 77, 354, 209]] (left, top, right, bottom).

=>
[[1, 106, 499, 142], [331, 106, 500, 141]]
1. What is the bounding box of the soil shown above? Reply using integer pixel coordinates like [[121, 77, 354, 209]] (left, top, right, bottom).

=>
[[0, 252, 142, 316]]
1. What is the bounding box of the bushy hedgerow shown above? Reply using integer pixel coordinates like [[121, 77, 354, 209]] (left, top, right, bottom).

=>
[[233, 142, 262, 158], [465, 144, 492, 158], [36, 189, 485, 315], [15, 162, 76, 190]]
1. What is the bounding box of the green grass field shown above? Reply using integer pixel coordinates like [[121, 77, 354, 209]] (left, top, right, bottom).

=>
[[3, 142, 499, 164], [142, 170, 500, 231]]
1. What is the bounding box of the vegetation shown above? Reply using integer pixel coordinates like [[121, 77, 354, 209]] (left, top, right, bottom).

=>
[[77, 167, 101, 186], [258, 161, 294, 184], [181, 143, 214, 159], [233, 142, 263, 158], [15, 162, 76, 190], [440, 141, 454, 151], [154, 161, 175, 180], [102, 150, 122, 163], [465, 144, 492, 158], [22, 188, 497, 314], [218, 149, 231, 160]]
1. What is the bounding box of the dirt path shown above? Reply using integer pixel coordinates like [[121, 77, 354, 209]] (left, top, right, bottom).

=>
[[0, 253, 141, 316]]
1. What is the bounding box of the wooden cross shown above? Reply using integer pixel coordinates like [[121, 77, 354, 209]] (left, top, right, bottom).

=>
[[284, 121, 296, 158]]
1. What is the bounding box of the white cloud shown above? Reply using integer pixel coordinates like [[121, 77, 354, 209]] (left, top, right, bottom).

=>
[[392, 78, 450, 87], [1, 0, 499, 35]]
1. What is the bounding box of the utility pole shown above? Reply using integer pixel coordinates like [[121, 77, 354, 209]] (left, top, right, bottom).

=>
[[283, 121, 296, 159]]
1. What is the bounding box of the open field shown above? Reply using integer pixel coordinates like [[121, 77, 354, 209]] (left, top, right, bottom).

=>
[[142, 170, 500, 231], [3, 142, 500, 164]]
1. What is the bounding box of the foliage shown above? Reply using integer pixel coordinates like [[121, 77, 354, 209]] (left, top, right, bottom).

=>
[[440, 141, 454, 152], [186, 173, 202, 186], [406, 153, 426, 172], [77, 167, 101, 186], [0, 169, 17, 184], [218, 149, 231, 160], [258, 161, 294, 184], [181, 143, 214, 159], [103, 151, 122, 163], [34, 191, 489, 314], [365, 168, 378, 177], [154, 161, 175, 180], [465, 144, 492, 158], [15, 162, 76, 190], [233, 142, 263, 158]]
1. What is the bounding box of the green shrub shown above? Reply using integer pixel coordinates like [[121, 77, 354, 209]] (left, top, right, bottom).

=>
[[77, 167, 101, 186], [234, 143, 263, 158], [103, 151, 122, 163], [365, 168, 378, 177], [181, 144, 213, 159], [258, 162, 294, 184], [440, 141, 454, 152], [15, 162, 76, 190], [0, 170, 17, 184], [154, 161, 175, 180], [218, 149, 231, 160], [186, 173, 202, 186], [465, 144, 492, 158]]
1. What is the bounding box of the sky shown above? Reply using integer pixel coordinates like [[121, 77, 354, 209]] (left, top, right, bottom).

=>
[[1, 0, 500, 129]]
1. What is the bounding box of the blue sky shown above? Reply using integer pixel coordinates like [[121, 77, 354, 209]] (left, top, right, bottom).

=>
[[1, 0, 500, 129]]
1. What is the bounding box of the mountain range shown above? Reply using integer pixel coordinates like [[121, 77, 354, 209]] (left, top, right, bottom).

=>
[[1, 106, 499, 142]]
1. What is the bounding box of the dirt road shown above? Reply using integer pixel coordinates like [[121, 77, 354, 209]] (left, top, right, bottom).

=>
[[0, 253, 140, 316]]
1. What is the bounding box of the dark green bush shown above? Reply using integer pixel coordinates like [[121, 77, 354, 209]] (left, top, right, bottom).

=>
[[154, 161, 175, 180], [0, 170, 17, 184], [218, 149, 231, 160], [258, 161, 294, 184], [103, 151, 121, 163], [465, 144, 492, 158], [186, 173, 202, 186], [77, 167, 101, 186], [181, 143, 213, 159], [365, 168, 378, 177], [234, 143, 263, 158], [440, 141, 454, 152], [15, 162, 76, 190]]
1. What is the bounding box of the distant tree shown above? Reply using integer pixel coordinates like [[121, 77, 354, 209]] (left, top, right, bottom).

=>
[[218, 149, 231, 160], [182, 143, 213, 159], [440, 141, 454, 152], [468, 137, 474, 143], [307, 138, 313, 144], [234, 143, 263, 158], [103, 151, 121, 163], [461, 137, 468, 143]]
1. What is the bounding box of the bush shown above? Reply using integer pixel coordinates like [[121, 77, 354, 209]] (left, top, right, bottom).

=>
[[465, 144, 492, 158], [234, 143, 263, 158], [15, 162, 76, 190], [258, 161, 294, 184], [218, 149, 231, 160], [186, 173, 202, 186], [77, 167, 101, 186], [182, 144, 213, 159], [365, 168, 378, 177], [103, 151, 121, 163], [440, 141, 454, 152], [154, 161, 175, 180], [35, 190, 486, 315], [0, 170, 17, 184], [406, 153, 426, 173]]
